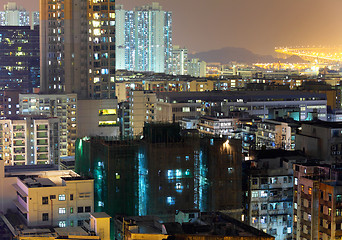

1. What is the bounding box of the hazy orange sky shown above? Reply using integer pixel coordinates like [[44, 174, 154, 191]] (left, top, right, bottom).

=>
[[4, 0, 342, 55]]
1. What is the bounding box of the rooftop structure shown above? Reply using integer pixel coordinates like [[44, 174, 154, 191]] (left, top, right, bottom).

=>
[[14, 212, 110, 239], [114, 211, 274, 240]]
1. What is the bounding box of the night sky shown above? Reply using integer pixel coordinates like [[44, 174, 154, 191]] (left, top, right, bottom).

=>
[[4, 0, 342, 55]]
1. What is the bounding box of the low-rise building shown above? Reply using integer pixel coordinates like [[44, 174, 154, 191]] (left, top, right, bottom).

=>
[[0, 160, 94, 229], [197, 116, 237, 137], [15, 212, 111, 240]]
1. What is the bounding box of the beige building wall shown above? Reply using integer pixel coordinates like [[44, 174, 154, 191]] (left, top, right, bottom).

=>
[[77, 99, 119, 138], [156, 102, 202, 122], [90, 213, 111, 240], [15, 176, 94, 227], [189, 80, 214, 92], [129, 91, 157, 136]]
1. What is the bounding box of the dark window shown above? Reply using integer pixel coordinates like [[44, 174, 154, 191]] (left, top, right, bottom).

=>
[[252, 179, 258, 185], [50, 195, 56, 200], [85, 206, 91, 212], [78, 220, 83, 226], [329, 194, 332, 201], [189, 213, 195, 218], [261, 178, 268, 184], [42, 197, 48, 205], [78, 207, 84, 213], [42, 213, 49, 221], [70, 194, 73, 201]]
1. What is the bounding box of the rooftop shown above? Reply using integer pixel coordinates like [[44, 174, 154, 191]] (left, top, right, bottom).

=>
[[156, 90, 326, 103], [117, 212, 274, 238], [91, 212, 111, 219], [301, 120, 342, 129]]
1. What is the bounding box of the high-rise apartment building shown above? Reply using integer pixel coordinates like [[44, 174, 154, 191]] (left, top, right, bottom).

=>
[[31, 11, 39, 27], [0, 116, 59, 166], [187, 58, 207, 77], [19, 93, 77, 157], [40, 0, 115, 99], [0, 26, 40, 92], [115, 3, 172, 73], [172, 45, 188, 75], [2, 2, 29, 26]]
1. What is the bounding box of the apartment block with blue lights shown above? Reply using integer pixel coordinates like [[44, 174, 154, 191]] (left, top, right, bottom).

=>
[[116, 3, 172, 74]]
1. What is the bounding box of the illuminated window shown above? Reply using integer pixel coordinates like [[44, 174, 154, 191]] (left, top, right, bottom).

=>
[[99, 121, 117, 127], [58, 221, 66, 227], [167, 196, 175, 205], [58, 194, 65, 201], [176, 169, 181, 178], [99, 109, 116, 116], [251, 191, 258, 198], [182, 107, 190, 112], [59, 208, 66, 214], [260, 191, 267, 198], [308, 187, 312, 195]]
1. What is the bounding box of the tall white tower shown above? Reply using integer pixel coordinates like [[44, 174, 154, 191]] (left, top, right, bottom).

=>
[[116, 3, 172, 73]]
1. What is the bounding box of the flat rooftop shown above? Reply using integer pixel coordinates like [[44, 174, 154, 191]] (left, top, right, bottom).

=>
[[301, 120, 342, 128], [118, 212, 273, 238], [156, 90, 326, 103]]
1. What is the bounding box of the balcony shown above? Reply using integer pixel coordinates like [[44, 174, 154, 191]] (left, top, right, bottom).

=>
[[13, 140, 25, 146], [14, 155, 25, 161], [36, 125, 48, 131], [37, 147, 48, 153], [37, 154, 48, 160], [13, 126, 24, 132], [14, 148, 25, 154], [37, 132, 48, 138], [14, 133, 25, 139], [37, 140, 48, 146]]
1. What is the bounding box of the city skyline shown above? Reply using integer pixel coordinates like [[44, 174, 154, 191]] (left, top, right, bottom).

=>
[[3, 0, 342, 55], [118, 0, 342, 55]]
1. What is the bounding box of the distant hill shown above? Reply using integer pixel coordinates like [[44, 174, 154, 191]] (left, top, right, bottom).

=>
[[188, 47, 307, 64]]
